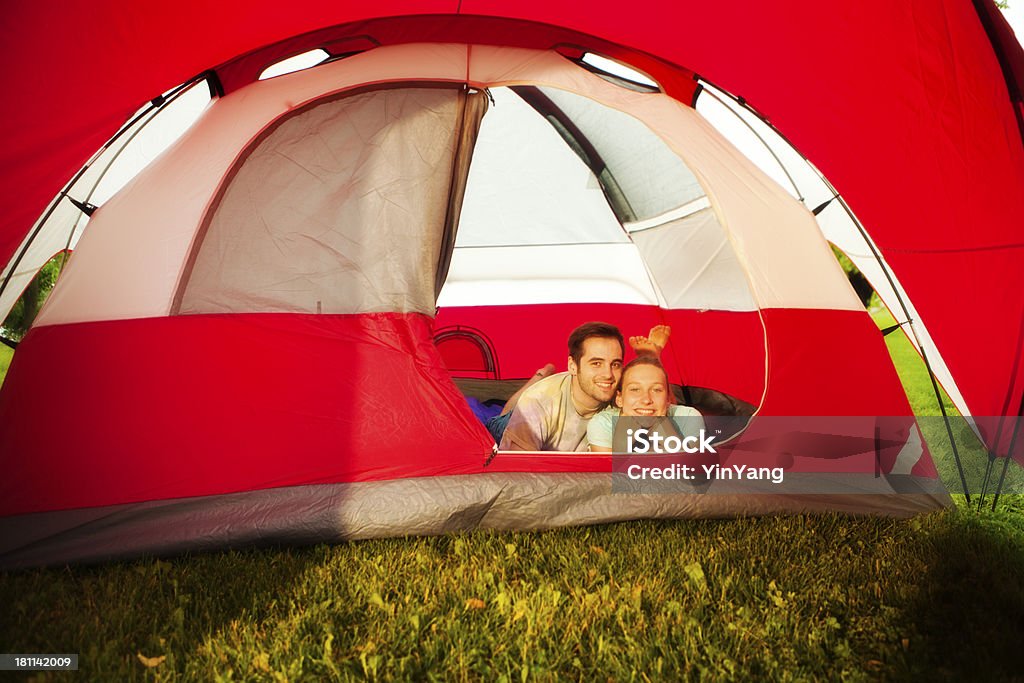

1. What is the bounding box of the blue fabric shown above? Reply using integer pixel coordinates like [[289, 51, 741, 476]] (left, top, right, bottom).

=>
[[485, 410, 512, 443], [466, 396, 503, 423]]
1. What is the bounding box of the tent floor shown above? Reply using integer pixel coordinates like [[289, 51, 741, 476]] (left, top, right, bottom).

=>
[[0, 472, 950, 569]]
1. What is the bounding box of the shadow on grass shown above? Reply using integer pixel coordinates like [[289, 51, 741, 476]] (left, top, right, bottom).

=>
[[0, 543, 333, 680], [890, 509, 1024, 680]]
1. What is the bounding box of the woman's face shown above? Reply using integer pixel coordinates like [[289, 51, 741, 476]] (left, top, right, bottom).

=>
[[615, 364, 670, 417]]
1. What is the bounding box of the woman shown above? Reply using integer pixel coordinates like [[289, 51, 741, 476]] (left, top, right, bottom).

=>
[[587, 356, 704, 453]]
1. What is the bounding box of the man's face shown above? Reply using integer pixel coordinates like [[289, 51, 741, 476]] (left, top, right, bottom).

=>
[[568, 336, 624, 407]]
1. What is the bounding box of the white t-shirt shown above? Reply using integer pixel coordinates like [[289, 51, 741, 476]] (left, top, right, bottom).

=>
[[499, 373, 601, 452]]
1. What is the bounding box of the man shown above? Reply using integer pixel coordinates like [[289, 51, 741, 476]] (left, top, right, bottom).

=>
[[497, 322, 626, 452]]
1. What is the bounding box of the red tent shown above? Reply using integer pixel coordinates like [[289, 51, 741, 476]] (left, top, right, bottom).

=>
[[0, 1, 1020, 567]]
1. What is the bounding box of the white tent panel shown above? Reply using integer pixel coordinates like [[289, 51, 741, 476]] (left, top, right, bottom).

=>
[[695, 83, 833, 209], [1, 82, 211, 325], [653, 104, 862, 312], [37, 43, 863, 327], [540, 87, 706, 221], [456, 87, 627, 247], [467, 47, 862, 312], [89, 82, 213, 208], [437, 243, 659, 306], [889, 424, 926, 475], [630, 208, 757, 311]]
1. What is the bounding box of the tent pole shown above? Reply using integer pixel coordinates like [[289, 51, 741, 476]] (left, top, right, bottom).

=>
[[990, 398, 1024, 510], [978, 421, 1006, 509], [831, 192, 971, 503], [978, 453, 996, 511], [694, 81, 972, 502], [0, 73, 209, 304], [971, 0, 1024, 511], [697, 85, 804, 203]]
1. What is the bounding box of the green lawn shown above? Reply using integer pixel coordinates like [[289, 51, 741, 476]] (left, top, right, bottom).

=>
[[1, 313, 1022, 680], [872, 304, 1024, 500], [1, 512, 1022, 681], [0, 343, 12, 386]]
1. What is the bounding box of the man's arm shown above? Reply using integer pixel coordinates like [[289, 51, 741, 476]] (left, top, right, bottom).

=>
[[498, 396, 547, 451]]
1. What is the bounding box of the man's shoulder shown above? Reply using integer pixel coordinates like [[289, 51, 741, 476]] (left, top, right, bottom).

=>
[[517, 372, 571, 408]]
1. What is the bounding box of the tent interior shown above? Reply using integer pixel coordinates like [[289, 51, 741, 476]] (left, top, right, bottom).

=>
[[9, 43, 919, 428], [435, 82, 764, 425]]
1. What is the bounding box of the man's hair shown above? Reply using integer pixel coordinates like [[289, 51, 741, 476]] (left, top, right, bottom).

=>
[[568, 322, 625, 366]]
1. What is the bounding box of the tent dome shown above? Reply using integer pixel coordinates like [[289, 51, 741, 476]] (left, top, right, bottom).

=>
[[3, 3, 1021, 566]]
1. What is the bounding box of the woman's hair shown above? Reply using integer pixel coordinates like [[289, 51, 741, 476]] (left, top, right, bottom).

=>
[[618, 356, 670, 389]]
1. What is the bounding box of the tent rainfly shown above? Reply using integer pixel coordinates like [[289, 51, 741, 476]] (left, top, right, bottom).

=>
[[0, 3, 1022, 568]]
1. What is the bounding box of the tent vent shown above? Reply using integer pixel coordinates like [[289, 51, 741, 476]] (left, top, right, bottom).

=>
[[259, 49, 331, 80], [578, 53, 660, 93]]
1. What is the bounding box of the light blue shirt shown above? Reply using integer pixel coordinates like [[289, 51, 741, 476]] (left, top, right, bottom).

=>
[[587, 405, 704, 450]]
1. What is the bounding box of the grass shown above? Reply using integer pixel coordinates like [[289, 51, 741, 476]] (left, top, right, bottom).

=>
[[1, 513, 1023, 681], [1, 310, 1023, 680], [872, 303, 1024, 499], [0, 343, 12, 386]]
